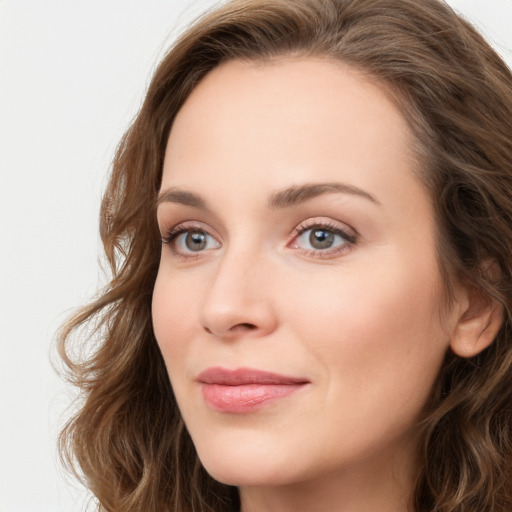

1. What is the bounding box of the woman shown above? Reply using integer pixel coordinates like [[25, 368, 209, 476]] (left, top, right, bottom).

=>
[[58, 0, 512, 510]]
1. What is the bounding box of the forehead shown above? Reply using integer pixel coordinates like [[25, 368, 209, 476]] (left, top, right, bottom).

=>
[[162, 57, 422, 211]]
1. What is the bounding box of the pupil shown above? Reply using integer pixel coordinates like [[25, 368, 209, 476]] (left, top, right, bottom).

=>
[[186, 232, 207, 251], [310, 229, 334, 249]]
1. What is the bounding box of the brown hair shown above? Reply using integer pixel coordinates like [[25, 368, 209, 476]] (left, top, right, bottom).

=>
[[57, 0, 512, 510]]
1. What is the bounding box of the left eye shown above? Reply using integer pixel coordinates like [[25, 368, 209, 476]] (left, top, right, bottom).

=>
[[294, 226, 352, 251]]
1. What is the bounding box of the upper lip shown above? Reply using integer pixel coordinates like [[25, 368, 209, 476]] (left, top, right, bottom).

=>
[[197, 367, 310, 385]]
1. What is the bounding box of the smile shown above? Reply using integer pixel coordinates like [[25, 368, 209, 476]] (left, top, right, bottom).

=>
[[197, 367, 310, 413]]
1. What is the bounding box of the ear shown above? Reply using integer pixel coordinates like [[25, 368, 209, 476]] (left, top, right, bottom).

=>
[[450, 282, 504, 358]]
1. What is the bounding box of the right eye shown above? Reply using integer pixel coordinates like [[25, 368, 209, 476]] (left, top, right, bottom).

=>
[[161, 224, 221, 260]]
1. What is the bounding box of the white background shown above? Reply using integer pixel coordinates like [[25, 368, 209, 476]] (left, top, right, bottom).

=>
[[0, 1, 511, 511]]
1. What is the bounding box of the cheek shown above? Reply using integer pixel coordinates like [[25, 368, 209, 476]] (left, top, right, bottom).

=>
[[286, 251, 448, 404], [152, 270, 197, 363]]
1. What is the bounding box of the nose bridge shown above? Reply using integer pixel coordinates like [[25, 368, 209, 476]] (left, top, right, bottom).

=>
[[211, 244, 256, 300], [199, 238, 276, 337]]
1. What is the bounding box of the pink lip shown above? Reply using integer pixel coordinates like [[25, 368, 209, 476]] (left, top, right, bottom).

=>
[[197, 367, 309, 413]]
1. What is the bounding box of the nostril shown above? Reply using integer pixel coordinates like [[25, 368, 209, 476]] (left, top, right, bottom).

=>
[[236, 323, 256, 330], [203, 322, 256, 336]]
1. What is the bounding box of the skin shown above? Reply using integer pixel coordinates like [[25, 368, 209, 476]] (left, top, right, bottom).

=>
[[152, 58, 471, 512]]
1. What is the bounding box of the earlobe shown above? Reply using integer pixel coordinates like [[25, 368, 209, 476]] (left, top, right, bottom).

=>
[[450, 286, 504, 358]]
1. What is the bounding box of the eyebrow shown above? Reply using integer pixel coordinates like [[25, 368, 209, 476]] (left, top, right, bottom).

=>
[[268, 182, 380, 208], [156, 188, 207, 209], [156, 182, 380, 211]]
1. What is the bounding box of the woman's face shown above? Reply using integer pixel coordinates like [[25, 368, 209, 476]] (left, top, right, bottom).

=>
[[152, 58, 459, 494]]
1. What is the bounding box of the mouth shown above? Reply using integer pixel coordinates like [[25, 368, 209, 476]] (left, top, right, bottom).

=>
[[196, 367, 310, 413]]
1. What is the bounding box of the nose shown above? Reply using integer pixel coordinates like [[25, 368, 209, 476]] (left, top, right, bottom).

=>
[[199, 247, 278, 339]]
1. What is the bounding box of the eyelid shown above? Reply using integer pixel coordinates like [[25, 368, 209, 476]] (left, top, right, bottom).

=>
[[290, 218, 357, 243], [160, 220, 211, 242]]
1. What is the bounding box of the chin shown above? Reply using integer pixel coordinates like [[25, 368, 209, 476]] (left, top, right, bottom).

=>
[[200, 457, 293, 488], [192, 429, 304, 487]]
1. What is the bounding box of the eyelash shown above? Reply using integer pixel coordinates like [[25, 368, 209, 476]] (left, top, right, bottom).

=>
[[160, 219, 357, 261]]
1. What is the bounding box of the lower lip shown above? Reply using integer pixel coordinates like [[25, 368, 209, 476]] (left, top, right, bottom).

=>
[[200, 383, 306, 413]]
